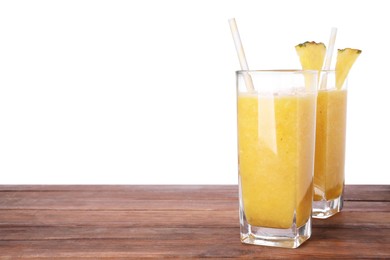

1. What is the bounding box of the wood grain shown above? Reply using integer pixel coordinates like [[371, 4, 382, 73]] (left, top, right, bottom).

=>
[[0, 185, 389, 259]]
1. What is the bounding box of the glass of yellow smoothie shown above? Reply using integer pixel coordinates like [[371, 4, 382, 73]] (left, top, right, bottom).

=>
[[312, 70, 347, 218], [295, 41, 361, 218], [237, 70, 318, 248]]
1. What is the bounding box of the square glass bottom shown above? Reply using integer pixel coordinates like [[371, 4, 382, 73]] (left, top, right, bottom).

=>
[[312, 194, 343, 219], [240, 213, 311, 249]]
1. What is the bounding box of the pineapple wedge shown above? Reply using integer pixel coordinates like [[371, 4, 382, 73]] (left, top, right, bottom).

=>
[[295, 41, 326, 70], [335, 48, 362, 89]]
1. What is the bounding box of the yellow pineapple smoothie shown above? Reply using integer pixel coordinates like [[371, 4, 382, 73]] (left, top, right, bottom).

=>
[[314, 89, 347, 201], [238, 92, 315, 229], [295, 43, 360, 218]]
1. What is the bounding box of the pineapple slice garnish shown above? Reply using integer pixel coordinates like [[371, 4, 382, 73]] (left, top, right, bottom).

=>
[[335, 48, 362, 89], [295, 41, 326, 70]]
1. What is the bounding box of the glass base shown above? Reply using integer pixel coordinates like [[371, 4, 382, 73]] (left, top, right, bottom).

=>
[[240, 217, 311, 249], [312, 194, 343, 219]]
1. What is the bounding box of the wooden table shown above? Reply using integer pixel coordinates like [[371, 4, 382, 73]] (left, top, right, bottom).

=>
[[0, 185, 389, 259]]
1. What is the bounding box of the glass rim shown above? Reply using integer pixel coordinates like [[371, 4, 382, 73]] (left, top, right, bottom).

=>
[[236, 69, 335, 74]]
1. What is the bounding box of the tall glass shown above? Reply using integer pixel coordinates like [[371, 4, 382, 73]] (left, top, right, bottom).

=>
[[313, 71, 347, 218], [237, 70, 318, 248]]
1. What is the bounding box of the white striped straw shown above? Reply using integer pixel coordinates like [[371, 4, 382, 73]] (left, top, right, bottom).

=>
[[228, 18, 255, 92], [321, 27, 337, 89]]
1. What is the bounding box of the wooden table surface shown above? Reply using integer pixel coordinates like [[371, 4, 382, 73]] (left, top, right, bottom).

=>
[[0, 185, 389, 259]]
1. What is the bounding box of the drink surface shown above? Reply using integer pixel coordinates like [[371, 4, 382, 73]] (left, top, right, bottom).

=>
[[237, 92, 316, 229], [314, 89, 347, 201]]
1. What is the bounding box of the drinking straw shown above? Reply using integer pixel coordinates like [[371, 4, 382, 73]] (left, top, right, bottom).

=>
[[228, 18, 255, 92], [320, 27, 337, 89]]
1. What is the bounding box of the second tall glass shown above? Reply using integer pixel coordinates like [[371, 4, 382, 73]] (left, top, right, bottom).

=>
[[313, 71, 348, 218]]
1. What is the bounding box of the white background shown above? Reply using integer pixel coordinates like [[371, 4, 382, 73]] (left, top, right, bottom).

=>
[[1, 0, 389, 184]]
